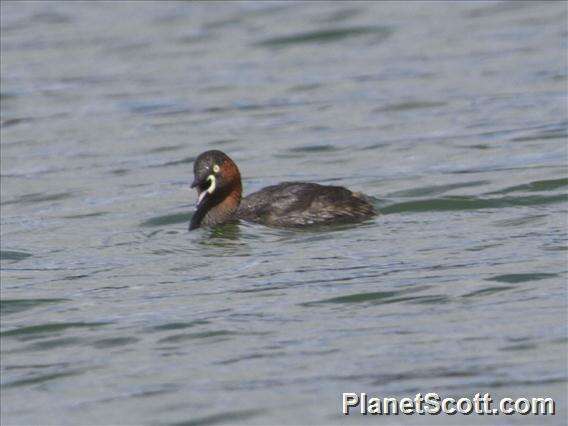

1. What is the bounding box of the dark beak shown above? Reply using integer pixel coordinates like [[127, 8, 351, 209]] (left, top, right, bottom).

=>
[[191, 174, 209, 189], [191, 174, 212, 207]]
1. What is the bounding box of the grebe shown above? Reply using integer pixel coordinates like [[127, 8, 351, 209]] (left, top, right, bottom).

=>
[[189, 150, 376, 230]]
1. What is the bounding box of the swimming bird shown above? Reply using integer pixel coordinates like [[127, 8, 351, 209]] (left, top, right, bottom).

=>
[[189, 150, 376, 230]]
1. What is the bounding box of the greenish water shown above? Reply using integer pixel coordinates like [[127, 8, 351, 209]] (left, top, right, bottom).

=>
[[1, 1, 567, 425]]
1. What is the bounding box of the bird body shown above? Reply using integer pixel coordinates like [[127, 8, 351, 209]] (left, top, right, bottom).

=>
[[189, 150, 376, 230]]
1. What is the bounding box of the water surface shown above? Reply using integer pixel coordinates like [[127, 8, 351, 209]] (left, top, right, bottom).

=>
[[1, 2, 567, 425]]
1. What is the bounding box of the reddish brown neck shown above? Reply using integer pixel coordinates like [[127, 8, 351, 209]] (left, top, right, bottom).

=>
[[198, 181, 242, 227]]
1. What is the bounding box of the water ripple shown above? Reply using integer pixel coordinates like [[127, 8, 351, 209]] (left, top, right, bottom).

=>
[[256, 26, 392, 47]]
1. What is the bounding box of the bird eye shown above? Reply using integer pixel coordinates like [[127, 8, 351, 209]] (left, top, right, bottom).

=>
[[213, 164, 220, 173]]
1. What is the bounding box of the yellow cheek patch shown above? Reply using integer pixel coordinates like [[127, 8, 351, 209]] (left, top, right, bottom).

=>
[[206, 175, 216, 194]]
